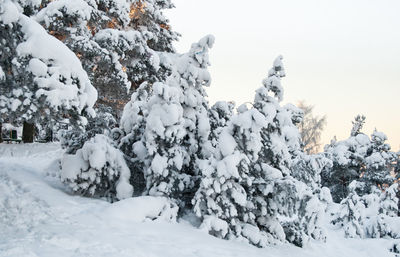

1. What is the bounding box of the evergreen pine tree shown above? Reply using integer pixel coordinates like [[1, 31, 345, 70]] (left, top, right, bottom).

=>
[[350, 114, 366, 137], [362, 130, 396, 193], [60, 105, 117, 154], [34, 0, 178, 117], [379, 183, 399, 217], [252, 56, 294, 176], [193, 104, 267, 243], [208, 101, 235, 147], [322, 115, 371, 202], [333, 181, 365, 238], [333, 182, 400, 239], [249, 56, 326, 246], [291, 153, 332, 191], [0, 0, 97, 142], [194, 56, 327, 247], [61, 134, 133, 201], [322, 117, 398, 202], [120, 35, 214, 207]]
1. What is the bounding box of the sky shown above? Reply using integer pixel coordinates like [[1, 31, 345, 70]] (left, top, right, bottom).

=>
[[165, 0, 400, 151]]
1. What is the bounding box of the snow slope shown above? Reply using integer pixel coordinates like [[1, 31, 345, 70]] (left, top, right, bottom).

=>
[[0, 143, 398, 257]]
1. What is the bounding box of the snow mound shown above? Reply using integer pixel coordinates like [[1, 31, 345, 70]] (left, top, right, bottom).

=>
[[102, 196, 178, 223]]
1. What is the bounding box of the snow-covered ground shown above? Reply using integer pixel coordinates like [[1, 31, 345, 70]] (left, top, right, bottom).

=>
[[0, 143, 398, 257]]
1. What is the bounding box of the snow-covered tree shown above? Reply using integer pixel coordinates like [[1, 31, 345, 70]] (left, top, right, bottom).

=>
[[120, 35, 214, 206], [34, 0, 178, 117], [297, 101, 327, 154], [126, 0, 179, 52], [252, 56, 302, 176], [61, 134, 133, 201], [361, 130, 396, 193], [194, 56, 326, 247], [60, 105, 117, 154], [379, 183, 399, 217], [322, 116, 397, 202], [332, 181, 365, 238], [208, 101, 235, 147], [165, 35, 215, 165], [291, 153, 332, 191], [193, 105, 266, 242], [11, 0, 54, 16], [322, 117, 371, 202], [0, 0, 97, 142], [333, 181, 400, 239], [350, 114, 366, 137], [285, 103, 332, 191], [130, 81, 189, 198], [249, 56, 327, 246]]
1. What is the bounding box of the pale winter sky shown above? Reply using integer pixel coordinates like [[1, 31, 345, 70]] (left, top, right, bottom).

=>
[[165, 0, 400, 151]]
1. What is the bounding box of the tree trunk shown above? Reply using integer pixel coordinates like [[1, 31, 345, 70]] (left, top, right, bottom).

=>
[[45, 127, 53, 142], [0, 123, 2, 143], [22, 121, 35, 143]]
